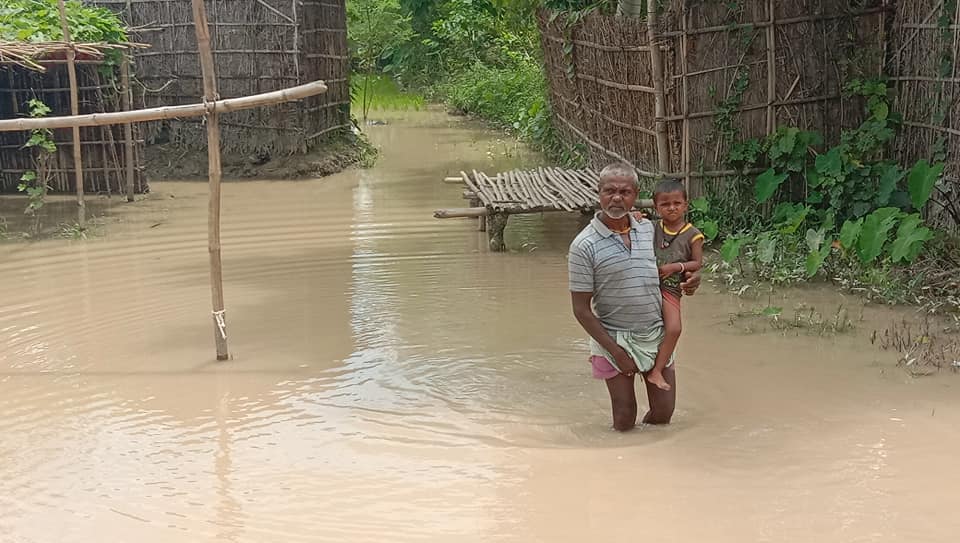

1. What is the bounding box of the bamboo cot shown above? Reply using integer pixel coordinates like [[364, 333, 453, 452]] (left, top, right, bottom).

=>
[[435, 168, 655, 251]]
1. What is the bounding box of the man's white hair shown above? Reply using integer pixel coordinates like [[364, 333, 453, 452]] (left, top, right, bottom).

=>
[[598, 162, 639, 189]]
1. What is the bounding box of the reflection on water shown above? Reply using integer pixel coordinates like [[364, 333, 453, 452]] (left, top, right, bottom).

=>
[[1, 108, 958, 542]]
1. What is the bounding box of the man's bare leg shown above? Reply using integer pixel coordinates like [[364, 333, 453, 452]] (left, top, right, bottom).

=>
[[604, 372, 638, 431], [642, 365, 676, 425]]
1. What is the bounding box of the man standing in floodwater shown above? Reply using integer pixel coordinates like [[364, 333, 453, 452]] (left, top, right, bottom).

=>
[[568, 163, 700, 431]]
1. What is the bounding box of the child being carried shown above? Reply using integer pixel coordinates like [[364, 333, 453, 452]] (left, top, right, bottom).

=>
[[645, 180, 704, 391]]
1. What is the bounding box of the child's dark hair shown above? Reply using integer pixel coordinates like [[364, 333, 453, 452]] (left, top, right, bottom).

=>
[[653, 180, 687, 201]]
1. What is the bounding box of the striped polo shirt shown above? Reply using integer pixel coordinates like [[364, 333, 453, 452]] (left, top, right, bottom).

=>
[[568, 212, 663, 332]]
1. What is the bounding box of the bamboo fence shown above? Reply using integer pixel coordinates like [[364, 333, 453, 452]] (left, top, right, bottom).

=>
[[538, 1, 890, 196], [890, 0, 960, 229], [92, 0, 350, 156], [0, 44, 148, 195]]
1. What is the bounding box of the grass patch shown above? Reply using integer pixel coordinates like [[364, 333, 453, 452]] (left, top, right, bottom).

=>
[[728, 302, 857, 336], [872, 319, 960, 375], [351, 74, 425, 114]]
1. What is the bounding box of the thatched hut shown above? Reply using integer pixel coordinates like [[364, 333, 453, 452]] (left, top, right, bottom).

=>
[[538, 1, 890, 195], [0, 42, 148, 194], [92, 0, 350, 159]]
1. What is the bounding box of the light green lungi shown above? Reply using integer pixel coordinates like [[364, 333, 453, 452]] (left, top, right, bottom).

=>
[[589, 326, 672, 373]]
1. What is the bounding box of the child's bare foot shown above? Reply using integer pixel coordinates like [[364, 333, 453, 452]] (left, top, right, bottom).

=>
[[646, 369, 671, 391]]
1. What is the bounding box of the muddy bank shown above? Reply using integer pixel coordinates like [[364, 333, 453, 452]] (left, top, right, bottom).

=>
[[144, 132, 373, 180]]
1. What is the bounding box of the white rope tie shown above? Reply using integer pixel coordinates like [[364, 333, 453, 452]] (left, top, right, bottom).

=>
[[213, 310, 227, 340]]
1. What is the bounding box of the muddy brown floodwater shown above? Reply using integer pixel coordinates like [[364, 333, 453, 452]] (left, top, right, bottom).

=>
[[1, 108, 958, 542]]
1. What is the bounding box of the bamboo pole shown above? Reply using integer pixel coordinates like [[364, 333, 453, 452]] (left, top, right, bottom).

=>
[[680, 0, 691, 192], [766, 0, 777, 134], [646, 0, 670, 173], [57, 0, 85, 228], [121, 54, 135, 201], [0, 80, 328, 132], [192, 0, 229, 361], [434, 199, 657, 219]]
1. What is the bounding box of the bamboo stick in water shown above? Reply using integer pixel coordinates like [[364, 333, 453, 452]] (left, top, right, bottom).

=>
[[121, 54, 135, 201], [192, 0, 229, 361], [57, 0, 85, 227]]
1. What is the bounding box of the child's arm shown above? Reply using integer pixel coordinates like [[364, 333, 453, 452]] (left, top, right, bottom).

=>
[[658, 237, 704, 278]]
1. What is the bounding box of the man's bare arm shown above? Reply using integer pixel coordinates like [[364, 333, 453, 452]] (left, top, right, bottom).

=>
[[571, 291, 639, 374]]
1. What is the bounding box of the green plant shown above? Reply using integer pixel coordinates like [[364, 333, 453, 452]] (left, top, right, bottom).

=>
[[18, 99, 55, 236], [1, 0, 128, 65], [709, 80, 947, 284], [687, 196, 719, 241], [347, 0, 416, 123], [57, 222, 87, 240]]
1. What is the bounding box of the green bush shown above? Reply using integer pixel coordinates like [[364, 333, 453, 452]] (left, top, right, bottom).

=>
[[437, 61, 585, 165], [0, 0, 127, 43]]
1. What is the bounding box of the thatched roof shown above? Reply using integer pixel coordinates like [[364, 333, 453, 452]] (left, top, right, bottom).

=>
[[0, 41, 143, 71]]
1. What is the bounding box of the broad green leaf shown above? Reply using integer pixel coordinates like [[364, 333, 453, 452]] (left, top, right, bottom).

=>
[[756, 232, 777, 264], [876, 163, 904, 206], [852, 201, 873, 218], [699, 220, 719, 241], [721, 236, 746, 263], [821, 210, 836, 233], [773, 204, 809, 235], [805, 246, 829, 278], [769, 127, 798, 161], [804, 227, 831, 277], [907, 159, 944, 210], [760, 306, 783, 317], [839, 218, 862, 249], [797, 130, 824, 147], [755, 168, 789, 203], [806, 190, 823, 204], [889, 214, 934, 263], [873, 101, 889, 121], [805, 227, 825, 253], [19, 170, 36, 182], [856, 207, 900, 264], [689, 196, 710, 214], [815, 147, 843, 176]]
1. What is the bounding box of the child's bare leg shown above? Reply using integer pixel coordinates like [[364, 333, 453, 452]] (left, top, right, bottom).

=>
[[648, 297, 681, 391]]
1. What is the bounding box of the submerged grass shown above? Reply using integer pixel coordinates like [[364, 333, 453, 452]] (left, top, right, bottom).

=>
[[728, 302, 857, 336]]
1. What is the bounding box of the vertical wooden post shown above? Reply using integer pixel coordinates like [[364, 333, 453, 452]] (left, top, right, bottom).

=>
[[766, 0, 777, 134], [487, 212, 509, 252], [646, 0, 670, 174], [680, 0, 691, 193], [57, 0, 85, 228], [121, 54, 136, 202], [191, 0, 229, 361]]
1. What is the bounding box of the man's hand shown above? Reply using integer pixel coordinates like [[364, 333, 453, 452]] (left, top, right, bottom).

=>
[[680, 269, 701, 296], [611, 345, 640, 377]]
